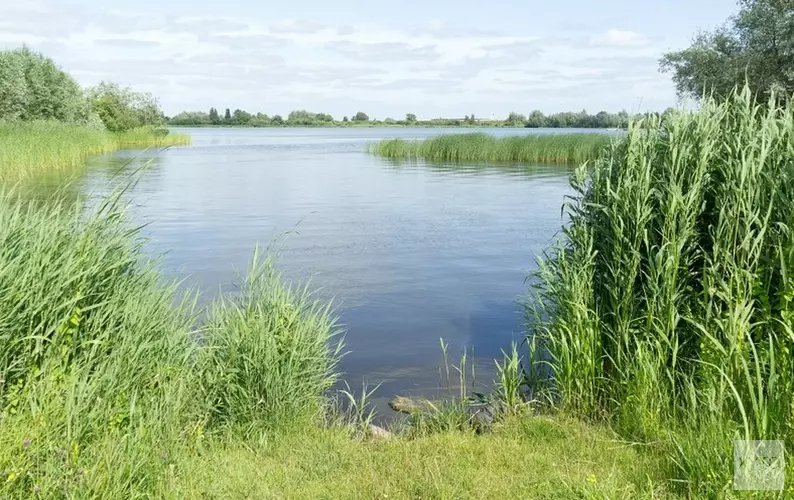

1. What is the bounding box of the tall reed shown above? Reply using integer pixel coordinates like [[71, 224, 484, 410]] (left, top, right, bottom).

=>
[[0, 121, 190, 182], [0, 189, 341, 497], [527, 87, 794, 495], [370, 132, 612, 164]]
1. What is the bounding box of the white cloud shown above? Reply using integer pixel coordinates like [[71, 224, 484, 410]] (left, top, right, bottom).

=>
[[591, 29, 650, 48], [0, 0, 675, 116], [269, 19, 325, 34]]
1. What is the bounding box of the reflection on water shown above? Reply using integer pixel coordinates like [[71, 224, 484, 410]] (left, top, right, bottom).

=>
[[26, 127, 576, 414]]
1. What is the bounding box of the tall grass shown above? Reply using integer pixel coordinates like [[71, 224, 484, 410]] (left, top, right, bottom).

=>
[[0, 189, 340, 497], [527, 87, 794, 496], [0, 121, 190, 182], [370, 132, 612, 164], [201, 247, 343, 434]]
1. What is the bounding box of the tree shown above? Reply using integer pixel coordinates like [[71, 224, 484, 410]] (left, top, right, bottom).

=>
[[526, 110, 547, 128], [0, 47, 90, 123], [209, 107, 220, 124], [342, 116, 349, 123], [505, 112, 527, 126], [87, 81, 163, 132], [660, 0, 794, 102], [170, 111, 211, 125], [405, 113, 417, 123], [232, 109, 252, 125], [271, 114, 284, 125], [224, 108, 232, 121], [353, 111, 369, 122], [0, 50, 27, 120]]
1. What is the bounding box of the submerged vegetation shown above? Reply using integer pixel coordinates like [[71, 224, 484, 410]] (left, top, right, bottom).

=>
[[527, 87, 794, 497], [371, 132, 613, 165]]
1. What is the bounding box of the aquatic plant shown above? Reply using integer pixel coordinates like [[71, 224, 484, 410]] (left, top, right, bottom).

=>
[[528, 87, 794, 496], [0, 121, 190, 182], [370, 132, 612, 165], [0, 189, 340, 496]]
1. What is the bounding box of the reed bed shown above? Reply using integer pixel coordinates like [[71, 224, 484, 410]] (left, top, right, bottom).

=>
[[0, 190, 340, 497], [528, 87, 794, 496], [0, 121, 191, 182], [370, 132, 613, 164]]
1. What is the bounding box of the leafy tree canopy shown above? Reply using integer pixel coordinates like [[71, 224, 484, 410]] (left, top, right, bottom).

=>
[[0, 47, 91, 123], [87, 82, 163, 132], [660, 0, 794, 101]]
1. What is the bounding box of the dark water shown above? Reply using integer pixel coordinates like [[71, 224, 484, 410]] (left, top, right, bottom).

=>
[[35, 127, 592, 411]]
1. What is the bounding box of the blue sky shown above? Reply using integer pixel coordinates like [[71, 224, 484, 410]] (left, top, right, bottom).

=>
[[1, 0, 739, 118]]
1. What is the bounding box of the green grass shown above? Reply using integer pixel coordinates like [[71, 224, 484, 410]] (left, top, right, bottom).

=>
[[170, 416, 670, 499], [527, 87, 794, 497], [0, 121, 190, 182], [370, 132, 613, 164]]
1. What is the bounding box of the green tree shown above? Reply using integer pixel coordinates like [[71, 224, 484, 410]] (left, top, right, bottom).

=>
[[87, 82, 163, 132], [342, 116, 349, 123], [0, 47, 90, 123], [353, 111, 369, 122], [224, 108, 232, 121], [0, 51, 27, 120], [405, 113, 417, 123], [232, 109, 252, 125], [526, 110, 547, 128], [505, 112, 527, 126], [209, 107, 220, 124], [660, 0, 794, 102], [168, 111, 207, 125], [271, 114, 284, 125]]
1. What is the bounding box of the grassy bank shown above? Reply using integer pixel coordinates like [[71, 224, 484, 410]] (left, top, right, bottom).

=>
[[0, 189, 672, 498], [528, 87, 794, 497], [370, 132, 613, 164], [0, 121, 190, 182]]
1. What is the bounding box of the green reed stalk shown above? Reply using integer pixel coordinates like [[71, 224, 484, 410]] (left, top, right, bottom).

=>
[[0, 189, 341, 497], [528, 87, 794, 496], [0, 121, 190, 182]]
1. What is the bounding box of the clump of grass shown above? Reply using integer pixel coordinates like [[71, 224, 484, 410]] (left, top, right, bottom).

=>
[[0, 189, 340, 497], [527, 87, 794, 496], [200, 247, 343, 434], [0, 121, 190, 182], [370, 132, 612, 164], [114, 126, 191, 149], [0, 189, 199, 497]]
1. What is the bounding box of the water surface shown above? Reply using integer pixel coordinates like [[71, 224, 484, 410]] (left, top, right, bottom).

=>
[[37, 127, 587, 410]]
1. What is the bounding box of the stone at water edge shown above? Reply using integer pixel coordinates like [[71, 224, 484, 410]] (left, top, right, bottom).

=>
[[388, 395, 437, 414], [366, 424, 392, 440]]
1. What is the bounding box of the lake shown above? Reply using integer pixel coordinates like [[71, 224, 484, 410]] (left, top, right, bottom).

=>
[[42, 127, 592, 412]]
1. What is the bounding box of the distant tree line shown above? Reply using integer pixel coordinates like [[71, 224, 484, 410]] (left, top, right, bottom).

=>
[[518, 110, 635, 129], [0, 47, 166, 132], [168, 108, 653, 129], [168, 108, 377, 127]]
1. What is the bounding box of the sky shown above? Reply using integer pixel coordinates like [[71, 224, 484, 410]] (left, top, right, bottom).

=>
[[0, 0, 740, 119]]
